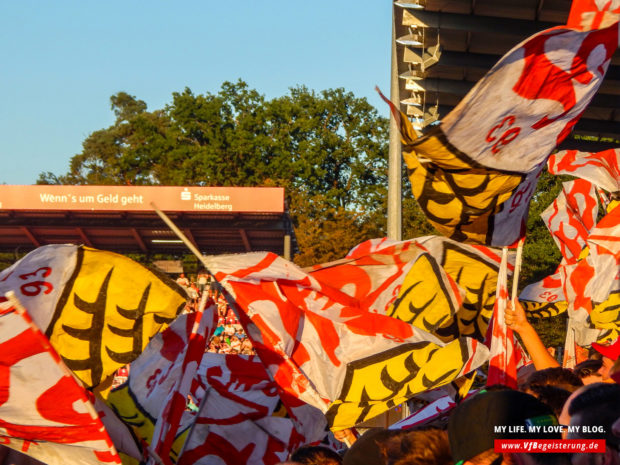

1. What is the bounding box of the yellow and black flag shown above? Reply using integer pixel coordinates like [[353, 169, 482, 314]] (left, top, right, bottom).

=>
[[0, 244, 187, 388], [380, 18, 618, 245]]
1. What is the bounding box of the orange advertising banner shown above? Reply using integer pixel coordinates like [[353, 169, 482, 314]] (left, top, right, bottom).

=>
[[0, 185, 284, 213]]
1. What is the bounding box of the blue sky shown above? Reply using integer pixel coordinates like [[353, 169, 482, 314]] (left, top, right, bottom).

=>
[[0, 1, 392, 185]]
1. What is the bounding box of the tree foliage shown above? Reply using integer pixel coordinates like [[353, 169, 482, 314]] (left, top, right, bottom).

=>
[[39, 80, 390, 264]]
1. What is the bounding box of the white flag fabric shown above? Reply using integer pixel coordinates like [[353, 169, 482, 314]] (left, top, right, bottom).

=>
[[204, 250, 489, 430], [0, 294, 121, 465]]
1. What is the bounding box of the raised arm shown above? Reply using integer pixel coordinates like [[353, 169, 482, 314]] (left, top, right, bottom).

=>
[[505, 299, 560, 370]]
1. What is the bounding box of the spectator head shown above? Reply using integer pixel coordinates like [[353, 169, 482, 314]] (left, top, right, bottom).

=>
[[524, 384, 572, 418], [520, 367, 583, 393], [574, 359, 606, 385], [343, 428, 402, 465], [378, 427, 451, 465], [290, 445, 342, 465], [566, 382, 620, 465], [448, 390, 560, 465]]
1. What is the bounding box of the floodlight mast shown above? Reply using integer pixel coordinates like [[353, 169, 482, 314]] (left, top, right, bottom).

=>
[[387, 2, 402, 241]]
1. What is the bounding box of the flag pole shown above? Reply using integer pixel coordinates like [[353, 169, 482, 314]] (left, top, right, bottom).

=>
[[150, 203, 237, 313], [150, 203, 214, 274], [511, 238, 525, 304]]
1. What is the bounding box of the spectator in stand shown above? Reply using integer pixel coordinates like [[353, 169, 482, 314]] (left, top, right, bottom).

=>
[[225, 307, 238, 325], [229, 335, 242, 352], [224, 324, 236, 339], [187, 282, 199, 301], [241, 338, 254, 355], [589, 340, 620, 383], [207, 337, 221, 353], [343, 428, 402, 465], [197, 270, 209, 294], [176, 273, 190, 288], [524, 384, 572, 418]]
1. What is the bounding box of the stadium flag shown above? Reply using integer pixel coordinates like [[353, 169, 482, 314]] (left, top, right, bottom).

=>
[[178, 353, 327, 465], [380, 19, 618, 246], [519, 179, 597, 317], [334, 236, 514, 342], [107, 316, 326, 464], [587, 201, 620, 256], [0, 244, 186, 389], [389, 395, 456, 431], [148, 293, 216, 465], [485, 248, 518, 388], [204, 251, 489, 430], [107, 305, 216, 465], [408, 236, 514, 342], [519, 181, 620, 345], [567, 0, 620, 30], [519, 176, 601, 317], [549, 148, 620, 194], [540, 179, 599, 263], [306, 238, 464, 339], [0, 292, 121, 465]]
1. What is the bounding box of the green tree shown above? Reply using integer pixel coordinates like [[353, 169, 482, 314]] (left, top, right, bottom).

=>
[[38, 80, 390, 265]]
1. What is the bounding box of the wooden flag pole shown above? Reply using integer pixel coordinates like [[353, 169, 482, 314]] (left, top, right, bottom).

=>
[[151, 202, 213, 274], [511, 238, 525, 304]]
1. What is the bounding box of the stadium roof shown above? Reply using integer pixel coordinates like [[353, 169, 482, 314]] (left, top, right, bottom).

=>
[[394, 0, 620, 151], [0, 185, 295, 257]]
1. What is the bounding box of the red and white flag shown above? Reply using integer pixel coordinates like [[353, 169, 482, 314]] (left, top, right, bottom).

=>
[[205, 251, 489, 430], [148, 293, 217, 465], [588, 202, 620, 256], [108, 316, 326, 464], [567, 0, 620, 31], [0, 293, 121, 465], [549, 148, 620, 194], [179, 353, 327, 465], [485, 249, 519, 388], [540, 179, 599, 263]]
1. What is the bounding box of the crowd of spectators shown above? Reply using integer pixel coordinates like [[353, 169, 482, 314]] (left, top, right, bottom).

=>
[[176, 270, 256, 356]]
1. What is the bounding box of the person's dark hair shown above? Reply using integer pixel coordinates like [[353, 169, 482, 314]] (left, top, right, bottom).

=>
[[573, 359, 604, 379], [469, 450, 571, 465], [524, 385, 572, 417], [379, 427, 451, 465], [482, 384, 514, 392], [343, 428, 401, 465], [567, 382, 620, 447], [520, 367, 583, 392], [291, 445, 342, 465]]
